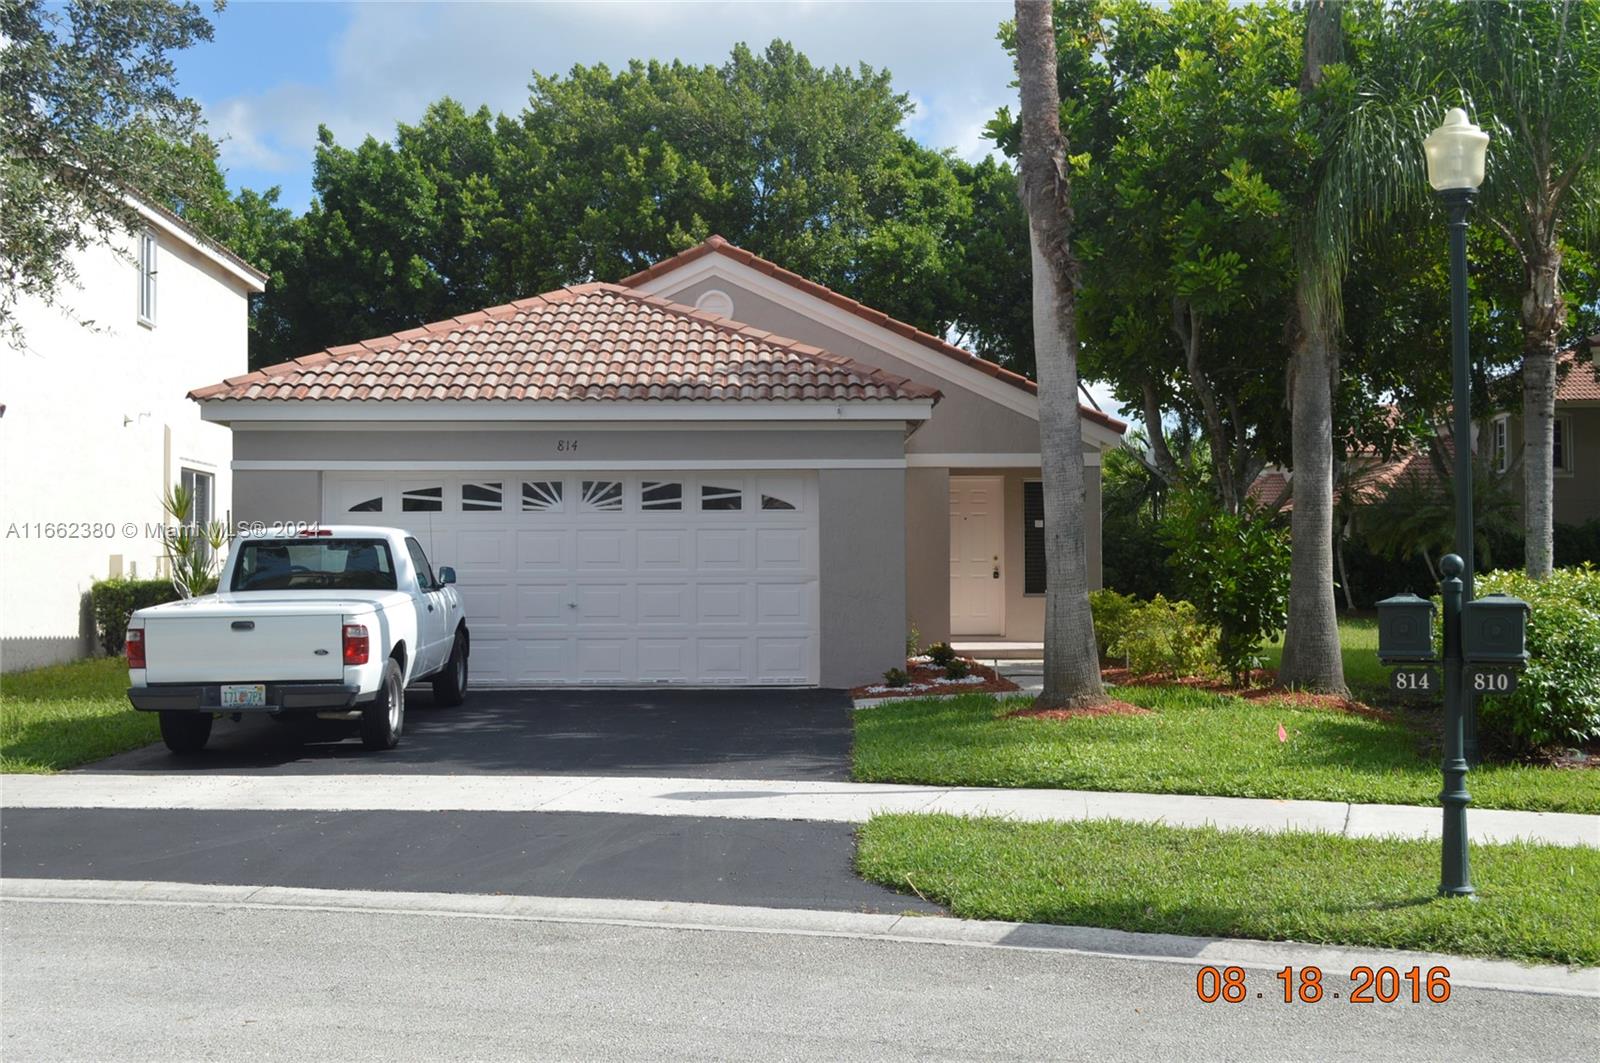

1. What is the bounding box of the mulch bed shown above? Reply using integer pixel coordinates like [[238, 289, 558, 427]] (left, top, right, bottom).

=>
[[851, 657, 1020, 700], [1008, 699, 1151, 721]]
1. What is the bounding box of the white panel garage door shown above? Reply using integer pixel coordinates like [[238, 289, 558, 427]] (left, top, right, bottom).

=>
[[321, 471, 820, 686]]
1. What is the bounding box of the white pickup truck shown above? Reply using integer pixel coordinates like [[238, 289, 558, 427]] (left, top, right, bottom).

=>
[[126, 526, 469, 753]]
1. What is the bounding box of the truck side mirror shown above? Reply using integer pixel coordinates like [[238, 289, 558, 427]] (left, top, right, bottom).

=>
[[1462, 593, 1529, 665], [437, 566, 456, 585], [1376, 592, 1436, 663]]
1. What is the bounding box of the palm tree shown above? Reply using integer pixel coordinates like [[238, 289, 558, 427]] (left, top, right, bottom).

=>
[[1280, 0, 1350, 694], [1013, 0, 1105, 709], [1451, 0, 1600, 578]]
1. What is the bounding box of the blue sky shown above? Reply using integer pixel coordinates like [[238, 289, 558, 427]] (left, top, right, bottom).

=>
[[177, 1, 1019, 212]]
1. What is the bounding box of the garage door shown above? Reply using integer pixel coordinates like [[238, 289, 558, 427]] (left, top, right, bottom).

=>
[[321, 471, 820, 686]]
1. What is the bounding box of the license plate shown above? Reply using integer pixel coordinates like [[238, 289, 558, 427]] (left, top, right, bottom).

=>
[[221, 684, 267, 708]]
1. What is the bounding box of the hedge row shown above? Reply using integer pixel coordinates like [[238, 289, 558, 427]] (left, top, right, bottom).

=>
[[89, 579, 179, 655]]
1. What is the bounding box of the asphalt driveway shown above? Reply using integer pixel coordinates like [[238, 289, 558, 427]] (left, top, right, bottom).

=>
[[84, 688, 855, 781]]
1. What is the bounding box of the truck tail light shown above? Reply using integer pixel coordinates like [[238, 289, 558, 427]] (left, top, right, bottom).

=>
[[126, 628, 145, 669], [342, 624, 369, 666]]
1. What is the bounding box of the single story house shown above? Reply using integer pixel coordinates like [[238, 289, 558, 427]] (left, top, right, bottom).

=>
[[1, 201, 265, 671], [193, 236, 1124, 688]]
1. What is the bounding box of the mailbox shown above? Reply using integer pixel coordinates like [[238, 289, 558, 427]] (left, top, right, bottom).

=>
[[1462, 593, 1530, 665], [1377, 592, 1437, 663]]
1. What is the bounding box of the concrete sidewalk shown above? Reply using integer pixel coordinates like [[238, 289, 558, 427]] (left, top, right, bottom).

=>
[[4, 772, 1595, 847]]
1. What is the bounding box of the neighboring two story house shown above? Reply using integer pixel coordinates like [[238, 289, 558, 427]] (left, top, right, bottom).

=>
[[1486, 336, 1600, 527], [0, 202, 266, 671]]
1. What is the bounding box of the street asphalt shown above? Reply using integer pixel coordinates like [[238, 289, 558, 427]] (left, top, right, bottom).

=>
[[0, 806, 935, 915], [4, 896, 1594, 1062], [85, 688, 855, 780]]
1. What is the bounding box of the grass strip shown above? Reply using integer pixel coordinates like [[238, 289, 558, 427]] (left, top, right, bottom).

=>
[[1, 657, 154, 773], [853, 691, 1599, 813], [857, 813, 1600, 966]]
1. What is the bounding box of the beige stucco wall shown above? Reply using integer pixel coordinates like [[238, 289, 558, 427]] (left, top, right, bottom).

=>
[[1490, 405, 1600, 527], [659, 276, 1048, 456], [905, 467, 952, 647]]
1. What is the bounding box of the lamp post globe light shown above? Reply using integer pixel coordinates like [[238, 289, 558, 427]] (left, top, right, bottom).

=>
[[1426, 107, 1490, 898]]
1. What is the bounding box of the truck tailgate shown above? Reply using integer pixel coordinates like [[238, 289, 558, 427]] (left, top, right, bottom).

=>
[[142, 614, 347, 683]]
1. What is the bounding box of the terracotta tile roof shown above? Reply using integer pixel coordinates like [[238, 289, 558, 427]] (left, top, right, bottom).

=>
[[619, 235, 1127, 435], [1557, 339, 1600, 402], [190, 284, 941, 404]]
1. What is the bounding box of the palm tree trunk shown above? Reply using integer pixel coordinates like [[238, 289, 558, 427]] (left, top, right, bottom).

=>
[[1278, 0, 1348, 695], [1280, 289, 1349, 693], [1014, 0, 1105, 709], [1521, 239, 1563, 579]]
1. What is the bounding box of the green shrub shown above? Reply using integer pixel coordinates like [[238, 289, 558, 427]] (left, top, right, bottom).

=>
[[1474, 565, 1600, 752], [89, 579, 179, 655], [1089, 588, 1139, 660], [905, 622, 922, 659], [1109, 595, 1219, 678], [882, 667, 909, 689], [944, 658, 971, 680], [926, 642, 957, 667], [1166, 493, 1290, 684]]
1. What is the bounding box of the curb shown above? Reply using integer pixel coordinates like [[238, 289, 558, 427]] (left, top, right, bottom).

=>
[[3, 877, 1594, 999]]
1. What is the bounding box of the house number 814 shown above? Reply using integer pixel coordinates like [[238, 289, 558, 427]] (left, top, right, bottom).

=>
[[556, 439, 578, 452]]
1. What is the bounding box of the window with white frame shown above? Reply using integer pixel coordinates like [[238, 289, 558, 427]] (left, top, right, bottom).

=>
[[180, 468, 214, 561], [1554, 416, 1573, 473], [137, 230, 158, 325], [1492, 415, 1509, 473]]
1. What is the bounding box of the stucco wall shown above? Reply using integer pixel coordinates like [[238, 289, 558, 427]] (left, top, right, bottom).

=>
[[1, 227, 251, 671], [658, 276, 1049, 456], [232, 426, 907, 464], [232, 470, 323, 526], [820, 468, 907, 687], [905, 467, 952, 647], [1489, 406, 1600, 528]]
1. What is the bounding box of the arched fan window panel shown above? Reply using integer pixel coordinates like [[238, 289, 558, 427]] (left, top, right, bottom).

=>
[[521, 480, 564, 512], [580, 480, 624, 512]]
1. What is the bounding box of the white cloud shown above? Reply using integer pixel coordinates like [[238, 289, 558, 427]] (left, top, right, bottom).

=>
[[200, 1, 1017, 205]]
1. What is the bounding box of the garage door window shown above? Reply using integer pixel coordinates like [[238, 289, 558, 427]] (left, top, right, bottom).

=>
[[641, 481, 683, 510], [581, 480, 623, 512], [522, 480, 563, 512], [348, 496, 383, 512], [701, 484, 743, 511], [402, 486, 443, 512], [462, 481, 503, 512]]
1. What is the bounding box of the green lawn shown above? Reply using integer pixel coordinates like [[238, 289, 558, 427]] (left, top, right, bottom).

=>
[[1263, 616, 1390, 697], [853, 689, 1599, 813], [0, 657, 155, 773], [857, 814, 1600, 965]]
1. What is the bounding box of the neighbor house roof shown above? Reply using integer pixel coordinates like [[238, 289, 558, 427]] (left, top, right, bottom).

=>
[[190, 283, 940, 404], [1557, 338, 1600, 402], [620, 235, 1127, 434]]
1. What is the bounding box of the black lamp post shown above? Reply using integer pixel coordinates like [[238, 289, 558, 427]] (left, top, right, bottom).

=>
[[1423, 107, 1490, 898]]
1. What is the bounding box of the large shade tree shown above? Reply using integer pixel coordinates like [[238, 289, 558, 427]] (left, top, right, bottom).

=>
[[1, 0, 220, 347]]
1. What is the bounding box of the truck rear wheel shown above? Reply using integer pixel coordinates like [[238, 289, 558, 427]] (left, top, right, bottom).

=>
[[360, 659, 405, 750], [159, 711, 213, 754], [431, 632, 468, 707]]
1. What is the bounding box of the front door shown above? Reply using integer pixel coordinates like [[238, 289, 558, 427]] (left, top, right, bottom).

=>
[[949, 476, 1005, 637]]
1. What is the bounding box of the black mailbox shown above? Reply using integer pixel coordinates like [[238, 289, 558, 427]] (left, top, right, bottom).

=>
[[1462, 593, 1531, 665], [1377, 592, 1437, 663]]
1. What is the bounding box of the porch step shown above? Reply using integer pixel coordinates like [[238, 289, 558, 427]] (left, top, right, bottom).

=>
[[950, 641, 1044, 660]]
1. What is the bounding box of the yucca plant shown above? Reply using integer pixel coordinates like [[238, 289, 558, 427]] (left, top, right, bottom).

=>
[[159, 483, 229, 599]]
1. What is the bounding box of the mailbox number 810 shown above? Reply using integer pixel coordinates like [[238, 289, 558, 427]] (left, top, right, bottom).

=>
[[1472, 670, 1514, 693]]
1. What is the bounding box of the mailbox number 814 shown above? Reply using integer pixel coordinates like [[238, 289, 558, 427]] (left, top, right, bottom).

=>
[[1391, 669, 1435, 693]]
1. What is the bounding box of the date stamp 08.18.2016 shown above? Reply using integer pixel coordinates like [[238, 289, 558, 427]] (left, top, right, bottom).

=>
[[1196, 965, 1452, 1004]]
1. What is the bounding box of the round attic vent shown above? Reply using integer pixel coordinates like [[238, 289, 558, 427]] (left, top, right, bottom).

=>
[[694, 289, 734, 318]]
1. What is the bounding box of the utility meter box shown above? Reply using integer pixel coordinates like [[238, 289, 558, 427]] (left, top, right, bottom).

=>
[[1462, 593, 1530, 665], [1377, 593, 1437, 663]]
